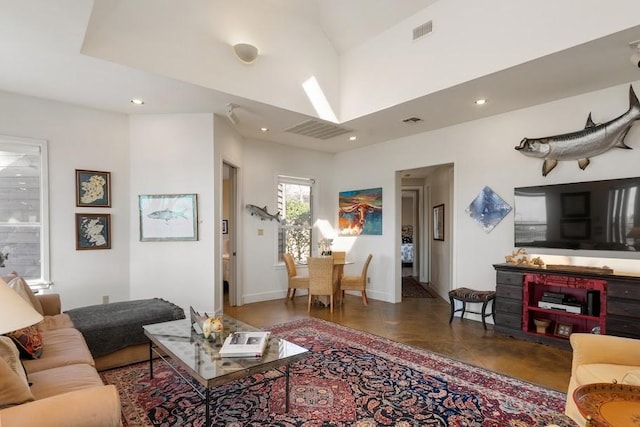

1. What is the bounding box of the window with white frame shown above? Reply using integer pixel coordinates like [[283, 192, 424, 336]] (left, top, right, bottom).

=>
[[277, 175, 314, 265], [0, 136, 49, 286]]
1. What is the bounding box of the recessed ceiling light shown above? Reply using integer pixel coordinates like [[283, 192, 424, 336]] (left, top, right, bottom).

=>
[[261, 127, 269, 132], [474, 99, 487, 105], [349, 136, 357, 141], [130, 99, 145, 105]]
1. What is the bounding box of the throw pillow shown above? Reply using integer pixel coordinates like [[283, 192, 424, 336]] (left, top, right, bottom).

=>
[[6, 326, 43, 359], [0, 336, 34, 408], [622, 370, 640, 386], [7, 275, 44, 315]]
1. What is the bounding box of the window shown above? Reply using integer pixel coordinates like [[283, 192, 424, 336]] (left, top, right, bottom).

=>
[[277, 176, 314, 265], [0, 136, 49, 286]]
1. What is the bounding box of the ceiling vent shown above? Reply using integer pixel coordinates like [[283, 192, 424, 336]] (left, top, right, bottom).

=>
[[412, 20, 433, 40], [402, 116, 424, 124], [285, 119, 352, 140]]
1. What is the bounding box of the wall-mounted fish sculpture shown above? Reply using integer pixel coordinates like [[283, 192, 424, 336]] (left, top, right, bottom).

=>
[[246, 204, 281, 222], [515, 85, 640, 176]]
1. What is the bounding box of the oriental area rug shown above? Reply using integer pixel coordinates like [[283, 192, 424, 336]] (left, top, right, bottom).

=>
[[101, 318, 576, 426], [401, 276, 436, 298]]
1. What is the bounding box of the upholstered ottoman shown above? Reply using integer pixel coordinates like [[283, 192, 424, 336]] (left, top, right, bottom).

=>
[[65, 298, 185, 370], [448, 287, 496, 329]]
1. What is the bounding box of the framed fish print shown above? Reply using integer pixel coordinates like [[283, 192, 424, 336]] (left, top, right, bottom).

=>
[[138, 194, 198, 241], [76, 170, 111, 207], [76, 213, 111, 250]]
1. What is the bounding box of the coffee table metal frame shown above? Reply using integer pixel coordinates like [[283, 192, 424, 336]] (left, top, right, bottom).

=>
[[143, 316, 309, 426]]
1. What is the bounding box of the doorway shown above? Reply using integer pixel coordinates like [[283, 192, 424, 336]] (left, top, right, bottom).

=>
[[222, 163, 238, 306]]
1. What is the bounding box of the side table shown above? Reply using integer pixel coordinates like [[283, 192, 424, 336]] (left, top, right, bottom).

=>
[[573, 382, 640, 426]]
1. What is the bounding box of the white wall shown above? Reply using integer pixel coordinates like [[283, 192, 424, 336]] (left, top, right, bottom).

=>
[[335, 81, 640, 305], [129, 114, 215, 314], [241, 138, 334, 304], [0, 90, 130, 310]]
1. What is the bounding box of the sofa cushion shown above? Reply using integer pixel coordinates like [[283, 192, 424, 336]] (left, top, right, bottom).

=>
[[6, 325, 43, 359], [36, 313, 74, 332], [0, 336, 34, 408], [575, 363, 638, 386], [22, 328, 94, 374], [28, 363, 104, 400], [7, 274, 44, 315]]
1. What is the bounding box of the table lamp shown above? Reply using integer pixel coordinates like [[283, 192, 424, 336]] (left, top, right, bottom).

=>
[[0, 278, 43, 334]]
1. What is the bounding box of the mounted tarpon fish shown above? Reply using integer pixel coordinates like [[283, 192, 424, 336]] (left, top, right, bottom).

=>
[[246, 204, 281, 222], [515, 85, 640, 176]]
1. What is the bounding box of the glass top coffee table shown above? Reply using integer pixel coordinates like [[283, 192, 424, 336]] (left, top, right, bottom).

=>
[[143, 316, 309, 426]]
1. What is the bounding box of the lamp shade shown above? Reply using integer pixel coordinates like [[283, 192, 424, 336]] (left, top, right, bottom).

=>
[[0, 278, 43, 335], [233, 43, 258, 64]]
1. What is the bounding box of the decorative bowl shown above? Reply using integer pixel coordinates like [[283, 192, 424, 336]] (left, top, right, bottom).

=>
[[533, 318, 551, 334]]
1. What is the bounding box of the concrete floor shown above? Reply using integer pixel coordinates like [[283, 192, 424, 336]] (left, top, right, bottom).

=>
[[224, 290, 573, 393]]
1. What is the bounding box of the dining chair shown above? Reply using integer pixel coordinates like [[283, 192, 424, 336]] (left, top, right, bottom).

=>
[[340, 254, 372, 306], [282, 253, 309, 301], [307, 256, 339, 313]]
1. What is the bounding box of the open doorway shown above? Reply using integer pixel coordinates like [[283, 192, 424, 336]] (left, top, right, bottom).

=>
[[401, 189, 420, 278], [222, 163, 238, 306]]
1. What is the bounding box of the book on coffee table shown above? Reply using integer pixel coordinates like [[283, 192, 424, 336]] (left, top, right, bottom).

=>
[[219, 331, 270, 358]]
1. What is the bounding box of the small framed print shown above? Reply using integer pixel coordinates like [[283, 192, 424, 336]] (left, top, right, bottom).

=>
[[139, 194, 198, 241], [76, 213, 111, 250], [554, 322, 573, 338], [222, 219, 228, 234], [433, 204, 444, 241], [76, 170, 111, 207]]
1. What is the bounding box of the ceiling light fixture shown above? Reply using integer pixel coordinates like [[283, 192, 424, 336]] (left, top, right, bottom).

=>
[[349, 136, 357, 141], [629, 40, 640, 68], [233, 43, 259, 64], [475, 99, 487, 105], [226, 103, 239, 125], [260, 127, 269, 132], [130, 99, 144, 105]]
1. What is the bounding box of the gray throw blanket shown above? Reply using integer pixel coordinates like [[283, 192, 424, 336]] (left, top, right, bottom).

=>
[[65, 298, 185, 358]]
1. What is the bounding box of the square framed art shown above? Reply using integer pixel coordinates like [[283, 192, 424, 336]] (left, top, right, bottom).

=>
[[76, 213, 111, 250], [76, 169, 111, 207]]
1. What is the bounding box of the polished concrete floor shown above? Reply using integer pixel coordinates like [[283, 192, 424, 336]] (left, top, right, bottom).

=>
[[224, 286, 573, 393]]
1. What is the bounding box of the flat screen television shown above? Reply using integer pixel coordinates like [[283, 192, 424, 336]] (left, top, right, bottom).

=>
[[514, 177, 640, 251]]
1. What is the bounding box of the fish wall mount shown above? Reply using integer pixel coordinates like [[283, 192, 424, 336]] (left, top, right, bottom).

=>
[[246, 204, 281, 223], [515, 85, 640, 176]]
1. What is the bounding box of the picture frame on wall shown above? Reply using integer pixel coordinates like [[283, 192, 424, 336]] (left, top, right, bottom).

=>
[[222, 219, 228, 234], [76, 169, 111, 207], [433, 204, 444, 241], [138, 193, 198, 241], [76, 213, 111, 250]]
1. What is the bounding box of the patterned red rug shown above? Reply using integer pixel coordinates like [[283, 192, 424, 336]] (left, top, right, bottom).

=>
[[101, 318, 576, 426]]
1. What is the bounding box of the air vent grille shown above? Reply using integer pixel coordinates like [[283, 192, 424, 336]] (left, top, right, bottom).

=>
[[285, 120, 352, 140], [412, 20, 433, 40]]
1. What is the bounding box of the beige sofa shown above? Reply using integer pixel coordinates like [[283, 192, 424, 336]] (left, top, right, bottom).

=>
[[565, 333, 640, 426], [0, 276, 122, 427]]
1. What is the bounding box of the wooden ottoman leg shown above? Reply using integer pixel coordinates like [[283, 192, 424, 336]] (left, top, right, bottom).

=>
[[448, 295, 455, 324]]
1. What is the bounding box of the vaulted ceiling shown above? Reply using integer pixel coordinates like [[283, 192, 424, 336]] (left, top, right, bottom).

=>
[[1, 1, 640, 153]]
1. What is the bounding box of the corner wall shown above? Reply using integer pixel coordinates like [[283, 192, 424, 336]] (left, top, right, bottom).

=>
[[0, 90, 130, 310]]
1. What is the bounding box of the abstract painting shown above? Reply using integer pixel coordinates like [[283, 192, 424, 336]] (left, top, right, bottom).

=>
[[338, 187, 382, 235], [465, 186, 512, 233]]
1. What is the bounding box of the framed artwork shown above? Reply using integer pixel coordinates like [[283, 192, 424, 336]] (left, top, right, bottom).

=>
[[338, 187, 383, 235], [139, 194, 198, 241], [561, 192, 590, 217], [76, 170, 111, 207], [433, 204, 445, 241], [465, 186, 512, 233], [76, 213, 111, 250], [222, 219, 228, 234], [554, 322, 573, 338]]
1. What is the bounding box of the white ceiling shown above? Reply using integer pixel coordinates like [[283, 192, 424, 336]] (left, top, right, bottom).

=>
[[1, 1, 640, 154]]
